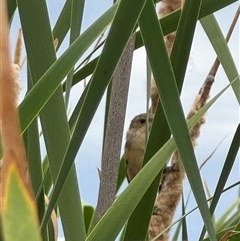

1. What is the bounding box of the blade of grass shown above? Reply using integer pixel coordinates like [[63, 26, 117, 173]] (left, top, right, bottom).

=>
[[52, 0, 71, 50], [215, 199, 240, 231], [74, 35, 105, 73], [200, 0, 237, 18], [17, 0, 86, 240], [138, 1, 216, 240], [157, 183, 240, 241], [124, 0, 212, 235], [223, 210, 240, 228], [207, 6, 239, 77], [70, 0, 238, 88], [24, 70, 46, 228], [40, 0, 148, 231], [87, 138, 176, 241], [42, 158, 53, 197], [173, 182, 194, 240], [200, 13, 240, 104], [102, 79, 112, 158], [85, 78, 233, 241], [83, 204, 95, 234], [170, 0, 202, 91], [68, 82, 90, 131], [25, 119, 45, 215], [6, 0, 16, 23], [116, 156, 127, 192], [19, 1, 119, 133], [65, 0, 85, 107], [199, 124, 240, 239], [182, 194, 188, 241]]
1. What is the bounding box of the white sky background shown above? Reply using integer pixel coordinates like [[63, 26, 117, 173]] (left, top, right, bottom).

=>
[[9, 0, 239, 240]]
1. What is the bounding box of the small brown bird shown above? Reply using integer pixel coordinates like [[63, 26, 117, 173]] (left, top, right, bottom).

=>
[[124, 113, 154, 182]]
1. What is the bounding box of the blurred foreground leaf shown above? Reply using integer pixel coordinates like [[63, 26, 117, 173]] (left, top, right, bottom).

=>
[[2, 163, 41, 241]]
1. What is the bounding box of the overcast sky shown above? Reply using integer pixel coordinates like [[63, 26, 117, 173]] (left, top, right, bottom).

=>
[[10, 1, 239, 240]]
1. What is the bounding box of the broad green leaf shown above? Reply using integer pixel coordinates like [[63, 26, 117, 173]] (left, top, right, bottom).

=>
[[2, 163, 42, 241], [68, 82, 90, 131]]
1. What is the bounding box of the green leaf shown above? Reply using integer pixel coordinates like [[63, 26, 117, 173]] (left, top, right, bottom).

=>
[[87, 138, 176, 241], [41, 0, 147, 231], [215, 199, 240, 231], [203, 227, 237, 241], [24, 70, 45, 223], [229, 232, 240, 241], [182, 194, 189, 241], [200, 0, 238, 18], [17, 0, 86, 240], [2, 164, 42, 241], [116, 156, 127, 193], [199, 124, 240, 239], [19, 1, 119, 133], [53, 0, 71, 49], [70, 0, 238, 88], [138, 0, 217, 240], [82, 202, 95, 234], [65, 0, 85, 106], [6, 0, 16, 23], [170, 0, 201, 91], [200, 14, 240, 104], [85, 80, 230, 241]]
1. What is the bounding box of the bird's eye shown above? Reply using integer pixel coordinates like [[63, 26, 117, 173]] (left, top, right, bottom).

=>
[[139, 118, 146, 124]]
